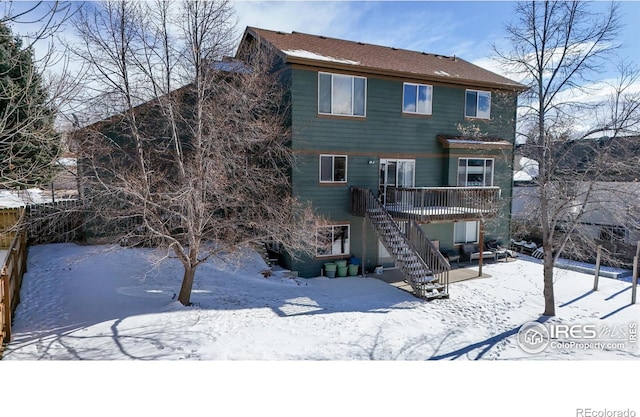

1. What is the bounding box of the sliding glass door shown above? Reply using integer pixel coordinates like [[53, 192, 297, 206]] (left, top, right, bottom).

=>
[[379, 159, 415, 205]]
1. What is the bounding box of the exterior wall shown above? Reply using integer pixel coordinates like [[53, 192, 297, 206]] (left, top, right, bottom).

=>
[[287, 67, 517, 277]]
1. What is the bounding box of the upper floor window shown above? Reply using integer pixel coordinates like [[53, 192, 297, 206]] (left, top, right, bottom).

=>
[[458, 158, 493, 187], [320, 155, 347, 183], [465, 89, 491, 119], [318, 72, 366, 117], [403, 83, 432, 115]]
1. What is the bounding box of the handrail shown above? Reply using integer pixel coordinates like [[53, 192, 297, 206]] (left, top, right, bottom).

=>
[[405, 220, 450, 293], [353, 186, 501, 222], [391, 186, 501, 191], [383, 186, 501, 222], [351, 187, 448, 298]]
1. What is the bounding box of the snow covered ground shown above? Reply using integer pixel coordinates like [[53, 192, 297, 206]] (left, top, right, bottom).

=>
[[3, 243, 640, 415], [5, 242, 639, 361]]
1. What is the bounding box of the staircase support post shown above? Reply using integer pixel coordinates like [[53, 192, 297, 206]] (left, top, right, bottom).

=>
[[361, 217, 367, 276], [478, 220, 485, 277]]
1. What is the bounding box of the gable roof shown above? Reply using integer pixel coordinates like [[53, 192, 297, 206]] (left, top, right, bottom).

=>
[[241, 27, 525, 91]]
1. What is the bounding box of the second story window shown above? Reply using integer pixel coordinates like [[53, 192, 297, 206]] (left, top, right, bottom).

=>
[[319, 155, 347, 183], [403, 83, 432, 115], [465, 89, 491, 119], [318, 72, 366, 117], [458, 158, 493, 187]]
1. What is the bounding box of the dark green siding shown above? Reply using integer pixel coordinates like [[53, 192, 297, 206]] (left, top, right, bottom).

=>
[[287, 68, 517, 277]]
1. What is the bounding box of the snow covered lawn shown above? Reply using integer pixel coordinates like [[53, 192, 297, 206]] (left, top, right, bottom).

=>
[[4, 242, 640, 416], [4, 242, 640, 361]]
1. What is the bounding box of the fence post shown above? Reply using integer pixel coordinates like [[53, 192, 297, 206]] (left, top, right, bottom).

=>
[[593, 245, 602, 291], [1, 266, 10, 343]]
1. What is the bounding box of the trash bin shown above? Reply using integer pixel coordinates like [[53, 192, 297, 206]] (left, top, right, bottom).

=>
[[337, 265, 348, 277], [324, 263, 337, 278]]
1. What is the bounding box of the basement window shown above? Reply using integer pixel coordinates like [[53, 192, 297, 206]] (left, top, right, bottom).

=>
[[316, 225, 350, 257]]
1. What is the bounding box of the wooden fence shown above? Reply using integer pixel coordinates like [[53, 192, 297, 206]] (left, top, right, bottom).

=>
[[0, 208, 22, 248], [0, 210, 28, 346], [0, 200, 83, 348]]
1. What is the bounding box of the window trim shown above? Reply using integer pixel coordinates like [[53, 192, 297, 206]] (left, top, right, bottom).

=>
[[599, 225, 628, 243], [319, 154, 348, 183], [453, 221, 479, 245], [379, 158, 416, 188], [457, 157, 494, 187], [318, 72, 367, 117], [402, 82, 433, 115], [464, 89, 491, 119], [316, 224, 351, 258]]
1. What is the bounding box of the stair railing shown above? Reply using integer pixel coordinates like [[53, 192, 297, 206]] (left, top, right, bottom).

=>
[[351, 187, 434, 293], [405, 220, 450, 295]]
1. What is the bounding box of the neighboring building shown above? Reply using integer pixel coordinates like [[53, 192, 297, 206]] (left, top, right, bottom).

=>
[[238, 27, 524, 296], [512, 136, 640, 266]]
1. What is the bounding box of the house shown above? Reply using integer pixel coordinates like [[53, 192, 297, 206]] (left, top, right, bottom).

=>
[[512, 136, 640, 266], [237, 27, 525, 298]]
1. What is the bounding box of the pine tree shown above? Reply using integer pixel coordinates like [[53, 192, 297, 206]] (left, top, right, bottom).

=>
[[0, 21, 60, 188]]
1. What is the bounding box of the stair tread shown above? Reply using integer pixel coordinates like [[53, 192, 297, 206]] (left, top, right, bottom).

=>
[[422, 291, 448, 300]]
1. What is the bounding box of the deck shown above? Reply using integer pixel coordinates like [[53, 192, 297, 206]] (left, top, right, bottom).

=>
[[351, 186, 501, 223]]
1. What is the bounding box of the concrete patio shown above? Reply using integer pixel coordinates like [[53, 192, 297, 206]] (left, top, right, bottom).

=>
[[370, 257, 517, 295]]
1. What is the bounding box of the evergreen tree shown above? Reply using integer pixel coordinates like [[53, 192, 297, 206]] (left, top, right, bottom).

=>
[[0, 21, 60, 188]]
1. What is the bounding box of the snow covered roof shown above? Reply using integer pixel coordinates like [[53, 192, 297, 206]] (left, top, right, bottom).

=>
[[513, 156, 540, 183], [437, 135, 512, 150], [242, 27, 525, 91], [282, 49, 360, 65], [0, 189, 50, 208]]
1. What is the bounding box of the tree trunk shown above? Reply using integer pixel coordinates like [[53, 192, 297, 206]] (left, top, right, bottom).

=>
[[542, 244, 555, 316], [178, 265, 196, 306]]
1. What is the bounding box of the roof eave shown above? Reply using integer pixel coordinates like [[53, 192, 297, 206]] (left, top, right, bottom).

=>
[[438, 136, 513, 150], [285, 56, 527, 92]]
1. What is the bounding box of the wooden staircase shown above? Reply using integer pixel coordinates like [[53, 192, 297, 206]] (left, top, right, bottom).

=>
[[359, 189, 449, 300], [254, 241, 279, 267]]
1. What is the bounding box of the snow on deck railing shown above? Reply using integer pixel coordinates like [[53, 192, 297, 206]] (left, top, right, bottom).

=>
[[383, 186, 501, 222]]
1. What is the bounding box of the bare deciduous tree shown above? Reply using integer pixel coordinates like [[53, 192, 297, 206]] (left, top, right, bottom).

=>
[[72, 0, 322, 306], [496, 1, 640, 316]]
